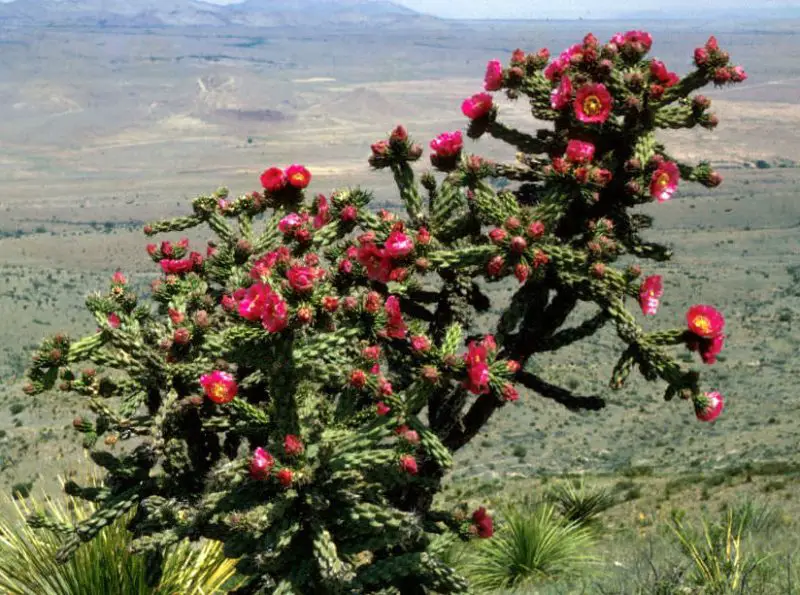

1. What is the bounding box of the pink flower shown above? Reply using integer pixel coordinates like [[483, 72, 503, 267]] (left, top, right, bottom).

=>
[[686, 305, 725, 339], [357, 242, 391, 283], [340, 205, 358, 222], [484, 59, 504, 91], [385, 230, 414, 258], [488, 228, 507, 245], [112, 271, 127, 285], [278, 213, 304, 234], [276, 468, 293, 487], [731, 66, 747, 83], [313, 194, 331, 229], [695, 391, 724, 422], [650, 161, 680, 202], [376, 401, 391, 416], [694, 47, 709, 66], [284, 434, 304, 456], [286, 266, 316, 293], [613, 30, 653, 52], [399, 454, 418, 475], [574, 83, 613, 124], [565, 140, 595, 164], [261, 292, 288, 333], [260, 167, 287, 192], [472, 507, 494, 538], [430, 131, 464, 170], [107, 313, 121, 329], [384, 296, 407, 339], [250, 447, 274, 480], [544, 57, 568, 81], [200, 370, 238, 404], [550, 75, 573, 110], [286, 164, 311, 189], [237, 282, 272, 321], [527, 221, 545, 238], [514, 264, 529, 284], [410, 335, 431, 352], [461, 92, 494, 120], [638, 275, 663, 316]]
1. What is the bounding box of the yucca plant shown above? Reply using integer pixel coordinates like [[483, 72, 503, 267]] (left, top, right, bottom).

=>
[[0, 483, 242, 595], [464, 503, 596, 592], [546, 479, 616, 529], [670, 509, 769, 594]]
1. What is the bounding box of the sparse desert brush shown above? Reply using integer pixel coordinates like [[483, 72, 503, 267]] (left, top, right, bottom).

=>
[[22, 29, 745, 593]]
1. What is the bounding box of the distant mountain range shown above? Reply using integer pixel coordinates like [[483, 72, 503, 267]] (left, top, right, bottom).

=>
[[0, 0, 431, 28]]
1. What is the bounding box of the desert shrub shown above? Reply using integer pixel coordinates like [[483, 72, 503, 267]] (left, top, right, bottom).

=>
[[23, 30, 744, 593], [0, 482, 241, 594], [546, 479, 616, 528], [462, 503, 596, 592]]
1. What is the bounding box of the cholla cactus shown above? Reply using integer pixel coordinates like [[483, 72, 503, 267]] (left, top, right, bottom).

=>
[[25, 31, 742, 593]]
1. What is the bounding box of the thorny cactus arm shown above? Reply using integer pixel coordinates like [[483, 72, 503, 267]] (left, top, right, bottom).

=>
[[24, 29, 742, 594]]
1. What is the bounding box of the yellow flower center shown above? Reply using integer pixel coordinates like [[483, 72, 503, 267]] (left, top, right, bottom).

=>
[[211, 383, 227, 400], [583, 95, 602, 116], [655, 172, 670, 189], [693, 315, 711, 334], [291, 173, 306, 184]]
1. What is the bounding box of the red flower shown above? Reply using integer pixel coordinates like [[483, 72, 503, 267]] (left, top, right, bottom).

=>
[[260, 167, 287, 192], [160, 259, 194, 275], [638, 275, 663, 316], [650, 59, 679, 87], [107, 313, 121, 329], [514, 263, 530, 284], [574, 83, 613, 124], [174, 327, 190, 346], [362, 345, 381, 361], [484, 59, 504, 91], [507, 360, 521, 373], [472, 507, 494, 538], [385, 230, 414, 258], [486, 255, 505, 278], [168, 308, 185, 325], [286, 266, 316, 293], [285, 164, 311, 189], [488, 228, 507, 245], [200, 370, 238, 404], [502, 383, 519, 402], [700, 334, 725, 364], [686, 305, 725, 339], [249, 447, 274, 480], [695, 391, 724, 422], [463, 341, 491, 395], [376, 401, 391, 416], [112, 271, 127, 285], [461, 92, 494, 120], [276, 468, 294, 487], [399, 454, 418, 475], [565, 140, 595, 164], [350, 369, 367, 388], [146, 243, 157, 256], [384, 296, 407, 339], [527, 221, 545, 238], [650, 161, 680, 202], [550, 75, 573, 110], [284, 434, 304, 456]]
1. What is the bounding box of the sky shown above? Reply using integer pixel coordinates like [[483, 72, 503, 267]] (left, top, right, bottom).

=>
[[389, 0, 800, 19]]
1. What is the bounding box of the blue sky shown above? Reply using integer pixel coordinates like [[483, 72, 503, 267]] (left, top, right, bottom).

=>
[[390, 0, 800, 19]]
